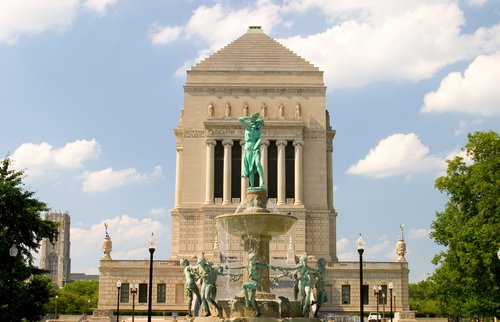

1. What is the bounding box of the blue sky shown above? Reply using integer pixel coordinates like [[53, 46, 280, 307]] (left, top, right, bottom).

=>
[[1, 0, 499, 282]]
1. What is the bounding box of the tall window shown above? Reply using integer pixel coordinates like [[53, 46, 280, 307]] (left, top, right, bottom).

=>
[[214, 141, 224, 198], [342, 285, 351, 304], [380, 285, 388, 305], [231, 142, 241, 198], [363, 285, 369, 305], [120, 283, 129, 303], [138, 283, 148, 303], [285, 141, 295, 198], [49, 254, 58, 281], [267, 141, 277, 198], [157, 283, 166, 303]]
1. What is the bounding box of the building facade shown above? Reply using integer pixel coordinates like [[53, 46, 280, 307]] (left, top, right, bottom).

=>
[[39, 212, 71, 287], [97, 27, 411, 318]]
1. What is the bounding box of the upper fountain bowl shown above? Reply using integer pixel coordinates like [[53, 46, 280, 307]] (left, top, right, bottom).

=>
[[216, 212, 298, 237]]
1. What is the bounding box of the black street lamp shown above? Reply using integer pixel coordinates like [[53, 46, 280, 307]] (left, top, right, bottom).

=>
[[147, 233, 156, 322], [382, 293, 386, 322], [388, 282, 394, 322], [131, 283, 138, 322], [373, 285, 381, 322], [9, 244, 18, 318], [356, 234, 366, 322], [116, 280, 122, 322], [55, 295, 58, 319]]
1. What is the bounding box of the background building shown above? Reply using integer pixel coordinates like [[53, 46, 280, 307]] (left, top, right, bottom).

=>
[[39, 212, 71, 287], [97, 27, 411, 318]]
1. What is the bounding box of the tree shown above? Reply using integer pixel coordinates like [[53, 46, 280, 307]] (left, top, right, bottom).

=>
[[45, 280, 99, 314], [409, 280, 442, 317], [430, 131, 500, 320], [0, 157, 58, 321]]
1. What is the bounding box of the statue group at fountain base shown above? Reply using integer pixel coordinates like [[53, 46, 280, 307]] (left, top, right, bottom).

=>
[[181, 254, 328, 318]]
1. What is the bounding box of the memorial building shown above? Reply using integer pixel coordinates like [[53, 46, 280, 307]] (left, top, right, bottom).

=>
[[95, 27, 412, 320]]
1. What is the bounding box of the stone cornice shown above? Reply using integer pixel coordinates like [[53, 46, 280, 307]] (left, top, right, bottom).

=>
[[184, 85, 326, 96]]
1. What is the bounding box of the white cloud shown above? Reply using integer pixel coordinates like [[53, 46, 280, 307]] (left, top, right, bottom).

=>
[[0, 0, 78, 44], [162, 1, 500, 88], [408, 228, 430, 239], [347, 133, 444, 178], [150, 25, 183, 45], [70, 215, 169, 273], [149, 207, 168, 217], [11, 139, 100, 177], [336, 237, 350, 252], [81, 167, 147, 192], [422, 52, 500, 117], [83, 0, 117, 16]]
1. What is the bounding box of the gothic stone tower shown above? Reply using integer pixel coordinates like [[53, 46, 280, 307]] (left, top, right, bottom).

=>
[[39, 212, 71, 287], [171, 26, 337, 263]]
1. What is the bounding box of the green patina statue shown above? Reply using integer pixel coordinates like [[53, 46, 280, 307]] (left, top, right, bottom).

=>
[[197, 255, 224, 317], [272, 256, 316, 317], [239, 113, 265, 189], [312, 258, 328, 317], [180, 258, 202, 317], [226, 252, 269, 317]]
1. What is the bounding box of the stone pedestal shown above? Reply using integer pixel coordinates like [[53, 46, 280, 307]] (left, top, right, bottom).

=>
[[244, 189, 269, 213]]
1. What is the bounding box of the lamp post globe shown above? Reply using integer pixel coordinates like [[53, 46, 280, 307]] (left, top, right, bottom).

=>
[[116, 280, 122, 322], [356, 234, 366, 322]]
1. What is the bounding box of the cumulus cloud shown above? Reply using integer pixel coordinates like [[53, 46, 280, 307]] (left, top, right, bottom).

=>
[[80, 165, 162, 192], [83, 0, 117, 16], [347, 133, 444, 178], [0, 0, 78, 44], [408, 228, 430, 239], [71, 215, 169, 273], [150, 25, 183, 45], [149, 207, 168, 217], [11, 139, 100, 177], [422, 52, 500, 117], [160, 0, 500, 88]]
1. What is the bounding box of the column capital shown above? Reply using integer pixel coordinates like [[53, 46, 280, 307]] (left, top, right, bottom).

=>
[[222, 139, 234, 146], [261, 139, 270, 147], [206, 139, 217, 146], [276, 140, 288, 147], [176, 146, 184, 152], [239, 140, 246, 147], [293, 140, 304, 147]]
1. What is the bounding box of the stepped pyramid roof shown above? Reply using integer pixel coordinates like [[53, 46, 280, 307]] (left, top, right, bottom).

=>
[[190, 26, 319, 72]]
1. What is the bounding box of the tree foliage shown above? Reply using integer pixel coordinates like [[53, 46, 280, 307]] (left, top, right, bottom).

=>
[[45, 280, 99, 315], [430, 131, 500, 319], [0, 157, 58, 321], [409, 280, 442, 317]]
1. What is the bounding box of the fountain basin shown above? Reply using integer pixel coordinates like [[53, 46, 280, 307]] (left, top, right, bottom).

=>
[[216, 213, 297, 237]]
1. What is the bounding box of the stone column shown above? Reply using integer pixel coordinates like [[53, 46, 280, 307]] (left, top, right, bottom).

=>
[[205, 139, 216, 205], [327, 144, 333, 210], [240, 140, 247, 202], [175, 146, 183, 208], [276, 140, 287, 205], [222, 139, 233, 205], [260, 140, 270, 189], [293, 140, 304, 206]]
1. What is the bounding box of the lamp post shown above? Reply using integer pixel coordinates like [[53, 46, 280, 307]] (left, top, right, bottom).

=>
[[87, 299, 90, 316], [55, 295, 58, 319], [373, 285, 381, 322], [131, 283, 138, 322], [116, 280, 122, 322], [382, 293, 385, 322], [388, 282, 394, 322], [147, 233, 156, 322], [356, 234, 366, 322], [9, 244, 18, 318]]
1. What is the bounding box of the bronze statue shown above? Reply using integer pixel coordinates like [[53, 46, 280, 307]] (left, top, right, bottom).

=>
[[197, 255, 223, 317], [180, 258, 201, 317], [226, 253, 269, 316], [239, 113, 265, 189], [312, 258, 327, 317]]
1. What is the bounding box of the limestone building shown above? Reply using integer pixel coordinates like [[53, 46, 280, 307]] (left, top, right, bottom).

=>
[[39, 212, 71, 287], [96, 27, 411, 318]]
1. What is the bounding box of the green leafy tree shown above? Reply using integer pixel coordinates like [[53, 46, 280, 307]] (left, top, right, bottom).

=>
[[430, 131, 500, 320], [45, 280, 99, 314], [0, 157, 58, 321], [409, 280, 442, 317]]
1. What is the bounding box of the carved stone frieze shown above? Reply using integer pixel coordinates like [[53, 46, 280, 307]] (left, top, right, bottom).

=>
[[183, 130, 207, 138], [184, 86, 326, 96], [303, 130, 326, 139]]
